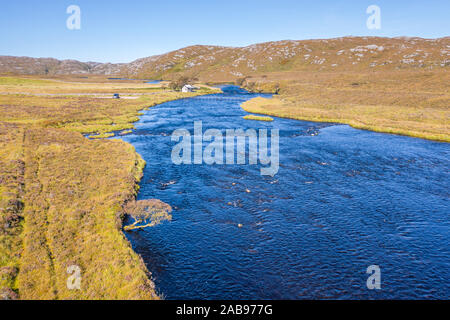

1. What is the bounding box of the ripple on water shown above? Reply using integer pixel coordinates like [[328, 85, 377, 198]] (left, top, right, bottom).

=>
[[120, 86, 450, 300]]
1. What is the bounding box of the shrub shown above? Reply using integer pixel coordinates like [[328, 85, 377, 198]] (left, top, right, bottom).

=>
[[124, 199, 172, 231], [169, 76, 190, 91]]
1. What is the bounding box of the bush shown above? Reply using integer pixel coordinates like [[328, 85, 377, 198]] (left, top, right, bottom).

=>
[[124, 199, 172, 231], [169, 76, 191, 91]]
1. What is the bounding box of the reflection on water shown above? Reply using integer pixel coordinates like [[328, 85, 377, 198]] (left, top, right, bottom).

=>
[[119, 86, 450, 300]]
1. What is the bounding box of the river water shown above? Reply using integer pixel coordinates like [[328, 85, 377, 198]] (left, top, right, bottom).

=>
[[119, 86, 449, 300]]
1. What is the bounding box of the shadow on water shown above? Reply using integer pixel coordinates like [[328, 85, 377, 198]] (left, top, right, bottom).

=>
[[118, 86, 450, 300]]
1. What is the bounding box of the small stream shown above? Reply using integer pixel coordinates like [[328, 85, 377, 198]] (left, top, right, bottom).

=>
[[118, 86, 449, 300]]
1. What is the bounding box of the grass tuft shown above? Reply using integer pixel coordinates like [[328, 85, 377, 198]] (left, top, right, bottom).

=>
[[243, 115, 274, 122]]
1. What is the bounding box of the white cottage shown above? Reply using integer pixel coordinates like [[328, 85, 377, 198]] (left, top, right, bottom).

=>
[[182, 84, 197, 93]]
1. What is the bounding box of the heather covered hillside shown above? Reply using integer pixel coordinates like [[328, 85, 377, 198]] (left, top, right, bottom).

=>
[[1, 37, 449, 81], [121, 37, 450, 81], [0, 56, 124, 76]]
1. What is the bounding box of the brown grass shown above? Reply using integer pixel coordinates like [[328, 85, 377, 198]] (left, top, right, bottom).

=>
[[17, 127, 158, 299], [0, 81, 218, 135], [0, 76, 219, 299], [0, 123, 24, 300], [119, 37, 449, 82], [242, 69, 450, 142]]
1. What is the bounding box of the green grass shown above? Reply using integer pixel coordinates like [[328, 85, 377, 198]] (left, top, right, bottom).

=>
[[89, 133, 115, 139], [119, 130, 133, 136], [0, 77, 56, 86], [243, 115, 274, 122]]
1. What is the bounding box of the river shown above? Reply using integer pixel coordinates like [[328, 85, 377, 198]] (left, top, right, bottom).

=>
[[118, 86, 449, 300]]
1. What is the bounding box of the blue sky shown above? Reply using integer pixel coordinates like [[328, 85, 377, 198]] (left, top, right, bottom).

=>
[[1, 0, 449, 63]]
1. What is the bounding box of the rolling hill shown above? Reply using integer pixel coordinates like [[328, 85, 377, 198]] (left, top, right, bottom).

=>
[[1, 36, 448, 82], [0, 56, 124, 76]]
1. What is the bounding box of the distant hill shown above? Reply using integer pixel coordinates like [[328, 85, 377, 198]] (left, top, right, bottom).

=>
[[1, 37, 449, 81], [0, 56, 124, 76]]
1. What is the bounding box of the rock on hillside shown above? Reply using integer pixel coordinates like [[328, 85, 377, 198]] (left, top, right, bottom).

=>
[[121, 37, 449, 81], [1, 37, 448, 81]]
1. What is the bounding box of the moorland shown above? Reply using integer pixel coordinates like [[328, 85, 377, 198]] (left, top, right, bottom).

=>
[[0, 36, 449, 299], [0, 76, 217, 299]]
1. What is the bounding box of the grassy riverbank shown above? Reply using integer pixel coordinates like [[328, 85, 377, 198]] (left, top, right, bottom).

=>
[[241, 69, 449, 142], [0, 76, 219, 299], [243, 115, 274, 122]]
